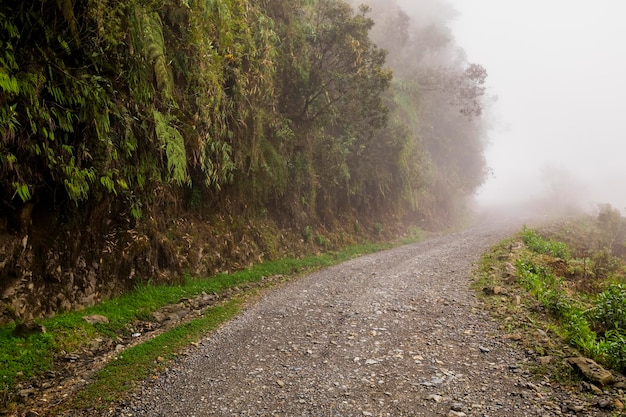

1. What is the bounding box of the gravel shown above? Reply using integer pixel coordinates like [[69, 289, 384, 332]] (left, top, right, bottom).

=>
[[110, 225, 614, 417]]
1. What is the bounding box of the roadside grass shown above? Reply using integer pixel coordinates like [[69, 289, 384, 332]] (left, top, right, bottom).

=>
[[0, 238, 412, 407], [474, 215, 626, 384], [70, 301, 241, 411]]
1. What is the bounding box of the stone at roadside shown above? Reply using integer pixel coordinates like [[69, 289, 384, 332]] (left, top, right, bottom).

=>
[[451, 402, 464, 411], [567, 357, 615, 386], [567, 404, 585, 413], [596, 398, 612, 409], [482, 286, 507, 296], [447, 411, 466, 417], [538, 356, 552, 365], [420, 376, 445, 387], [503, 262, 517, 282], [582, 381, 603, 395], [426, 394, 443, 403], [18, 388, 36, 398], [82, 314, 109, 324]]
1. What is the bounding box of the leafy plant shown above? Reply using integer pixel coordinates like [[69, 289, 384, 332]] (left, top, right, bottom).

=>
[[601, 328, 626, 372], [589, 284, 626, 333], [521, 226, 571, 259], [302, 226, 313, 243], [153, 110, 189, 186], [315, 234, 329, 248]]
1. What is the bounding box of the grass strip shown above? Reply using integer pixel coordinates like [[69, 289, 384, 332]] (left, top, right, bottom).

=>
[[67, 301, 241, 412]]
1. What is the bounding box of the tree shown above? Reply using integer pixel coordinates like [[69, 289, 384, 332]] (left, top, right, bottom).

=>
[[270, 0, 392, 219], [347, 0, 491, 226]]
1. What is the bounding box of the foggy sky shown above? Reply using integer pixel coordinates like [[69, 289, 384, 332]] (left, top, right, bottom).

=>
[[398, 0, 626, 212]]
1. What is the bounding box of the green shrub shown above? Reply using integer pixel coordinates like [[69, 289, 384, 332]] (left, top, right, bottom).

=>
[[521, 226, 571, 259], [315, 234, 329, 248], [302, 226, 313, 243], [590, 284, 626, 332], [561, 307, 598, 354], [602, 328, 626, 373], [590, 249, 620, 280]]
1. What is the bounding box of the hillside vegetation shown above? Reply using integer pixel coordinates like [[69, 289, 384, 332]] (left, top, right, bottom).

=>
[[0, 0, 489, 321], [476, 205, 626, 378]]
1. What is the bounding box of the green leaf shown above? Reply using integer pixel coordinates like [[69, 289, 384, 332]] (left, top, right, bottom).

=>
[[12, 182, 31, 202]]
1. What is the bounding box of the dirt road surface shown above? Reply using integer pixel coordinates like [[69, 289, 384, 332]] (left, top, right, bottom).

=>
[[113, 224, 608, 417]]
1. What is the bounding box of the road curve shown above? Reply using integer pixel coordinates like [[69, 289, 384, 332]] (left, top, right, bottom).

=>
[[114, 225, 588, 417]]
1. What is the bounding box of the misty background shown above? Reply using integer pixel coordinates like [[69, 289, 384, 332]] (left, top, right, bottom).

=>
[[376, 0, 626, 213]]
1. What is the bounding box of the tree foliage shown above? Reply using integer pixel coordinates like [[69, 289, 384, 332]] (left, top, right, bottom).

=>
[[0, 0, 490, 229], [349, 0, 490, 226]]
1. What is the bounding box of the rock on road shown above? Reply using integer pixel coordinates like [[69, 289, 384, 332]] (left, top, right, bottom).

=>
[[115, 225, 592, 417]]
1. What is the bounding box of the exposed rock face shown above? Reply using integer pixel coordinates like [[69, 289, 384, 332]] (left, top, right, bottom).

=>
[[0, 200, 214, 324], [0, 199, 347, 324], [0, 201, 183, 324]]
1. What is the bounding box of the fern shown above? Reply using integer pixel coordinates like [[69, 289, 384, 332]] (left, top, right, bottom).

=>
[[153, 110, 189, 186], [0, 71, 19, 94], [55, 0, 79, 40], [134, 7, 174, 102], [12, 182, 31, 202]]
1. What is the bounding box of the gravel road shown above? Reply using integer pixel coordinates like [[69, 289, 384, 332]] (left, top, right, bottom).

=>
[[114, 224, 609, 417]]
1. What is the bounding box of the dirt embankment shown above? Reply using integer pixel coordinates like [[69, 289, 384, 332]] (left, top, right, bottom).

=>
[[0, 198, 389, 325]]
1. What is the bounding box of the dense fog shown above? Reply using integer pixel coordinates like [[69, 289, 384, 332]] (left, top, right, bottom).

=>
[[448, 0, 626, 213], [361, 0, 626, 215]]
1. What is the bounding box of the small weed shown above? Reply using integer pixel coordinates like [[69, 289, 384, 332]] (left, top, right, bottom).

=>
[[302, 226, 313, 243], [588, 283, 626, 333], [315, 234, 329, 247], [601, 329, 626, 372], [400, 226, 424, 245]]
